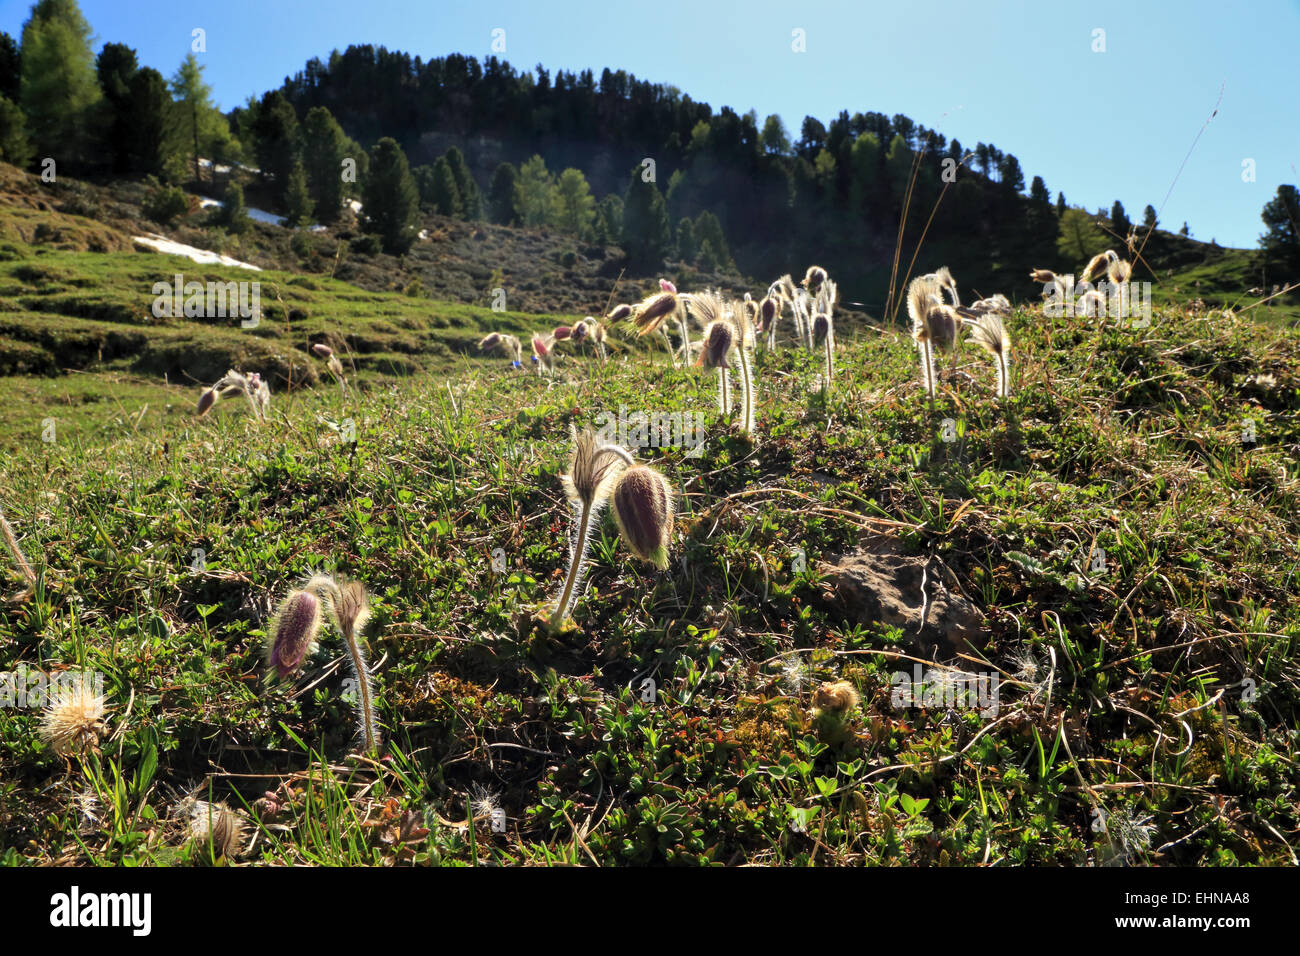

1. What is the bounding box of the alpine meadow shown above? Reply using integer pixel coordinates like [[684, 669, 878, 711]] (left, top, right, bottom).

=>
[[2, 0, 1300, 881]]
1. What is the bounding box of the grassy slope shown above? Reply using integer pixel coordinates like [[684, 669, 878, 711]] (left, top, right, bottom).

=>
[[0, 241, 589, 452], [2, 289, 1298, 865]]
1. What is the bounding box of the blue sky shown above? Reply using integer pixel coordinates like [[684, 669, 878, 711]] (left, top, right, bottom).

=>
[[3, 0, 1296, 249]]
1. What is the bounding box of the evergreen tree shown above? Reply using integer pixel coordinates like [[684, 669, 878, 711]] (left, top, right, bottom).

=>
[[1110, 199, 1132, 235], [0, 32, 19, 102], [299, 106, 348, 223], [884, 134, 913, 204], [1029, 175, 1051, 206], [1056, 192, 1067, 216], [517, 154, 559, 227], [487, 161, 519, 225], [218, 180, 251, 234], [1259, 184, 1300, 269], [1179, 222, 1189, 237], [675, 217, 697, 262], [250, 90, 299, 205], [693, 210, 731, 268], [126, 67, 168, 176], [411, 164, 436, 208], [1057, 208, 1108, 263], [443, 146, 480, 219], [593, 194, 622, 245], [555, 167, 595, 236], [19, 0, 102, 165], [1027, 175, 1056, 244], [697, 238, 722, 272], [760, 114, 791, 156], [997, 154, 1025, 194], [0, 95, 33, 167], [430, 156, 462, 217], [283, 159, 314, 226], [1142, 205, 1158, 229], [621, 166, 671, 268], [169, 53, 237, 185], [95, 42, 136, 172], [362, 136, 420, 254]]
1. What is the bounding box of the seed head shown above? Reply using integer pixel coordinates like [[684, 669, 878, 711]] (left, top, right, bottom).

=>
[[812, 312, 831, 344], [196, 388, 219, 416], [697, 319, 736, 369], [812, 680, 859, 715], [610, 464, 675, 570], [633, 291, 678, 336], [802, 265, 828, 290], [331, 578, 371, 640], [607, 303, 633, 323], [188, 800, 244, 858], [265, 588, 323, 678], [39, 681, 106, 756], [562, 428, 626, 509]]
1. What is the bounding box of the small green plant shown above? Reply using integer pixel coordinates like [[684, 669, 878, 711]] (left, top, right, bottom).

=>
[[142, 184, 190, 226]]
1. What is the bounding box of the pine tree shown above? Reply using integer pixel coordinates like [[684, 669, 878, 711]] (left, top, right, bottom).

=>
[[95, 42, 137, 172], [219, 180, 251, 234], [1143, 205, 1158, 229], [126, 67, 168, 176], [443, 146, 480, 219], [487, 161, 519, 225], [760, 114, 791, 156], [169, 53, 222, 184], [594, 194, 622, 246], [555, 167, 595, 237], [0, 32, 19, 102], [250, 90, 299, 206], [1260, 184, 1300, 269], [1057, 208, 1108, 263], [19, 0, 102, 165], [0, 95, 33, 167], [430, 156, 462, 217], [299, 106, 348, 223], [362, 136, 420, 255], [1056, 192, 1067, 217], [675, 217, 697, 262], [411, 165, 436, 208], [517, 154, 559, 227], [622, 166, 671, 268], [693, 211, 731, 268], [1110, 199, 1132, 235], [284, 159, 314, 227]]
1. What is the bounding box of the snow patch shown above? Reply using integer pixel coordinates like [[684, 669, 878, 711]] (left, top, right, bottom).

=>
[[132, 233, 262, 271]]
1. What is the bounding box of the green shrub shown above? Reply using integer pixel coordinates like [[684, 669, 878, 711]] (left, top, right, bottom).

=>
[[350, 234, 381, 256], [142, 184, 190, 226]]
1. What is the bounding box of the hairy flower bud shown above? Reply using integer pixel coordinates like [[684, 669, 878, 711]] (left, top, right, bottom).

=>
[[610, 464, 675, 570], [265, 588, 323, 678]]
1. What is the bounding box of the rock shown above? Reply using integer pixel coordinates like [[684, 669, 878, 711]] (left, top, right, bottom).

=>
[[819, 536, 988, 656]]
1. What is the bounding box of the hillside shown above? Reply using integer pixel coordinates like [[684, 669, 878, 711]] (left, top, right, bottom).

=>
[[2, 217, 1299, 864]]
